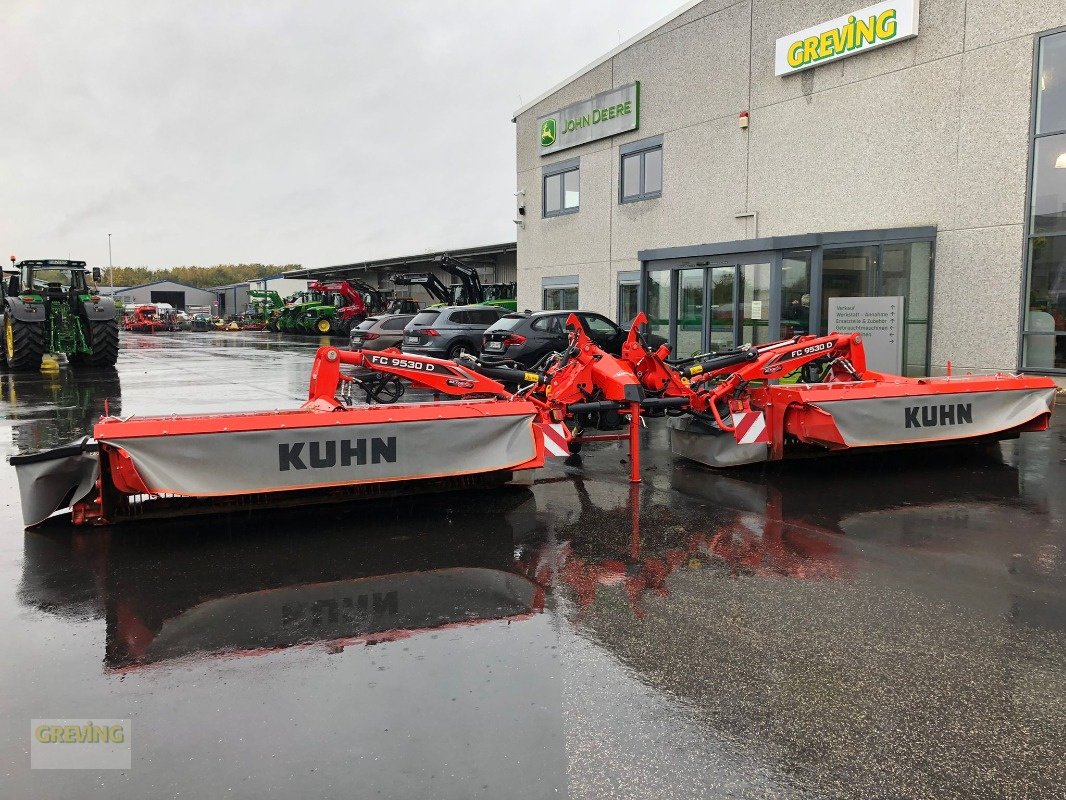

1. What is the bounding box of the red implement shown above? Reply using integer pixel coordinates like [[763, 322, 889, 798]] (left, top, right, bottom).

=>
[[9, 312, 1057, 527]]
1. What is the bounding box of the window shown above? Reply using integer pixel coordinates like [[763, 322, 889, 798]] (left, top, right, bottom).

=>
[[411, 310, 440, 326], [532, 316, 564, 334], [620, 137, 663, 203], [542, 276, 579, 310], [1023, 29, 1066, 370], [470, 309, 501, 325], [581, 315, 618, 335], [618, 271, 640, 324], [543, 159, 580, 217], [381, 317, 410, 330]]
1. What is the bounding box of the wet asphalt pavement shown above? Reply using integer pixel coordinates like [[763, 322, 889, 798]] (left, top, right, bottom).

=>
[[1, 331, 1065, 799]]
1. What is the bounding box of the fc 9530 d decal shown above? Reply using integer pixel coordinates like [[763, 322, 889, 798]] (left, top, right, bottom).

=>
[[367, 354, 442, 373], [783, 341, 834, 361]]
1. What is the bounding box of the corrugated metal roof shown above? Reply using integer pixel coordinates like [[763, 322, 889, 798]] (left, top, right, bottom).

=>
[[284, 241, 516, 281]]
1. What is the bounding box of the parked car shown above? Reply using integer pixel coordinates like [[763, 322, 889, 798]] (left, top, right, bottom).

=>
[[401, 305, 509, 359], [479, 310, 668, 368], [349, 313, 416, 351]]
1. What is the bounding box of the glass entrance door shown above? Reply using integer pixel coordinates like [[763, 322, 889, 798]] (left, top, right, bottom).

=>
[[709, 266, 735, 352], [676, 268, 704, 358], [739, 262, 773, 345]]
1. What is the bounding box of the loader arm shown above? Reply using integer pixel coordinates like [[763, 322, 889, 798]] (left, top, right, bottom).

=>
[[392, 272, 451, 306], [249, 290, 284, 309], [434, 254, 484, 305], [308, 281, 367, 316], [346, 280, 386, 313]]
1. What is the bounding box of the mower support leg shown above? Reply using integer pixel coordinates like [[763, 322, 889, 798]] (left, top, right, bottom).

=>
[[629, 401, 641, 484]]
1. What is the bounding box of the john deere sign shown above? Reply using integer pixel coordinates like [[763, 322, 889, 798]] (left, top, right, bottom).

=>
[[774, 0, 919, 76], [537, 82, 639, 156]]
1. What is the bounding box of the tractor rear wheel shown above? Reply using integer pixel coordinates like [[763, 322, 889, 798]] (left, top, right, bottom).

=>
[[79, 318, 120, 367], [4, 315, 46, 372], [315, 317, 334, 335]]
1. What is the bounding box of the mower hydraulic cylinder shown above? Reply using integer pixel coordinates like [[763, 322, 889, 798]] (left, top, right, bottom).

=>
[[683, 349, 758, 377]]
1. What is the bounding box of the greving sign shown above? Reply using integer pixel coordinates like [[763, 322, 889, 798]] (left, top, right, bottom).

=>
[[775, 0, 920, 76]]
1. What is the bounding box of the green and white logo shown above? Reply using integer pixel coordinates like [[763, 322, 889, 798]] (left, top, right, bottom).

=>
[[536, 82, 639, 156], [540, 119, 557, 147]]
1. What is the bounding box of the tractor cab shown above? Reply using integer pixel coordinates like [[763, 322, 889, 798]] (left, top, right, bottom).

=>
[[12, 260, 100, 305]]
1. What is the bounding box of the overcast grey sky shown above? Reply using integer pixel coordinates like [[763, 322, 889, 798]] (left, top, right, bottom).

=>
[[1, 1, 683, 269]]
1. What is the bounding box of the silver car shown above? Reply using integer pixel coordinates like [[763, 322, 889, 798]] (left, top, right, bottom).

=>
[[348, 314, 416, 351]]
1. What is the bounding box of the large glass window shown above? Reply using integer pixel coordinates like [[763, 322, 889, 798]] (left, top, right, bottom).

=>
[[1023, 29, 1066, 370], [642, 233, 933, 372], [709, 266, 735, 352], [820, 246, 877, 330], [620, 145, 662, 203], [1030, 134, 1066, 235], [780, 251, 812, 337], [881, 242, 931, 376], [618, 280, 639, 324], [740, 263, 773, 346], [542, 278, 578, 310], [676, 268, 703, 357], [543, 163, 579, 218]]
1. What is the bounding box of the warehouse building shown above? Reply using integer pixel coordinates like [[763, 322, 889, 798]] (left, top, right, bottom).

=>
[[210, 282, 252, 317], [286, 242, 516, 308], [513, 1, 1066, 374], [114, 280, 214, 311]]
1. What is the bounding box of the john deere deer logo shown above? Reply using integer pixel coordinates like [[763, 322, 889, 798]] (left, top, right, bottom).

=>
[[540, 118, 557, 147]]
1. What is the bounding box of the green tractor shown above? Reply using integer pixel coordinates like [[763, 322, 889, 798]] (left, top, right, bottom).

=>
[[295, 292, 345, 335], [1, 259, 119, 371], [276, 291, 329, 333], [249, 289, 286, 331]]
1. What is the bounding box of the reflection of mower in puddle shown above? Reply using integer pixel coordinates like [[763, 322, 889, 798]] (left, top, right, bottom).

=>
[[18, 491, 545, 671], [541, 447, 1025, 620], [534, 479, 846, 621]]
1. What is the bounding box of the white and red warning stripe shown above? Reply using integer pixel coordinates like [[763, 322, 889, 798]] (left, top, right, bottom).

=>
[[538, 422, 571, 457], [731, 410, 769, 445]]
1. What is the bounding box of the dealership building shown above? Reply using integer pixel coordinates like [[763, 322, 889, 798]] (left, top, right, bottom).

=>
[[513, 1, 1066, 374]]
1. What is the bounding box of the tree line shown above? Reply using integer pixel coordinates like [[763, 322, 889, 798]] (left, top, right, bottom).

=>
[[106, 264, 302, 289]]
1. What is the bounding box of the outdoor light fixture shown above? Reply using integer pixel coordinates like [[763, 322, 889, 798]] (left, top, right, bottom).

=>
[[1055, 152, 1066, 169], [739, 111, 750, 129]]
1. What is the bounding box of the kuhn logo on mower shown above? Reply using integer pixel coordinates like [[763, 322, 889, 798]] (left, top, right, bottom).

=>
[[904, 403, 973, 429], [279, 437, 397, 471]]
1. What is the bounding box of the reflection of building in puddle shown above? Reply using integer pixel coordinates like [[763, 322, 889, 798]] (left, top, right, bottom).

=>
[[2, 368, 121, 454], [19, 491, 546, 670]]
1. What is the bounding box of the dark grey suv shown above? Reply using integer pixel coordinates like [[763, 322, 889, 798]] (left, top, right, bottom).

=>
[[401, 305, 509, 359]]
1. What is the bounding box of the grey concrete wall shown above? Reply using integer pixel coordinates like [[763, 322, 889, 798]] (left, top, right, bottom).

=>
[[515, 0, 1066, 371]]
